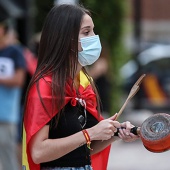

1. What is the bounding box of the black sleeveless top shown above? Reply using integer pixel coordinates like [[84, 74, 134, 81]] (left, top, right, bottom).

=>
[[40, 102, 98, 168]]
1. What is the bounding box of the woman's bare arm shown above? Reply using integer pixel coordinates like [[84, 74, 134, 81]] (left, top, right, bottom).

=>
[[29, 115, 139, 164], [29, 117, 119, 164], [29, 125, 87, 164]]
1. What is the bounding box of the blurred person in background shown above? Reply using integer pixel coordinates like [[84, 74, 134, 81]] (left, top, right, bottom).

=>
[[5, 26, 38, 169], [0, 18, 26, 170]]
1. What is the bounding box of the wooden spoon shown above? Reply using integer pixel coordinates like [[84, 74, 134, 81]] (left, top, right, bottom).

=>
[[115, 74, 146, 120]]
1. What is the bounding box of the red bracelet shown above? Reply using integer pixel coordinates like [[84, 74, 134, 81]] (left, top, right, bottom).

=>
[[82, 129, 93, 150]]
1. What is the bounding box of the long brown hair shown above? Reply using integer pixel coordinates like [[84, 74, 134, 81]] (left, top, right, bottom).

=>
[[25, 4, 101, 121]]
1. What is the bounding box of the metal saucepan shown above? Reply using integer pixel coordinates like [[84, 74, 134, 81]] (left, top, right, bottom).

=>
[[130, 113, 170, 153]]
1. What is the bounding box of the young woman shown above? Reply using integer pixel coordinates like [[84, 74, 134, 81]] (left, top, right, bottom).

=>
[[22, 4, 139, 170]]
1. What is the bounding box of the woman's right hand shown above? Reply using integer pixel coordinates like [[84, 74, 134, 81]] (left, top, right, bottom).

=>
[[87, 114, 121, 141]]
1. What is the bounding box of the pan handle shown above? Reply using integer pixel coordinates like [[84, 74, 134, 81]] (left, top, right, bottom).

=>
[[114, 126, 140, 136]]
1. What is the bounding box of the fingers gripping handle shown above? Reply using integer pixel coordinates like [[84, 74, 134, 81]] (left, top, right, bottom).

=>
[[114, 126, 140, 136]]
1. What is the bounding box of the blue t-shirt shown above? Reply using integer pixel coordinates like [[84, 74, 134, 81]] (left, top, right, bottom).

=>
[[0, 45, 26, 123]]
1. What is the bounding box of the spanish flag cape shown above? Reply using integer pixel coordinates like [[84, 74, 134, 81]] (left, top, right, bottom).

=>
[[22, 71, 111, 170]]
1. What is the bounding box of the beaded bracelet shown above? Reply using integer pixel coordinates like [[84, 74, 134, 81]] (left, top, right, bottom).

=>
[[82, 129, 93, 150]]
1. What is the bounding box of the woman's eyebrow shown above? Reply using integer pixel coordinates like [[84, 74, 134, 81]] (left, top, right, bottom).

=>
[[81, 26, 91, 30]]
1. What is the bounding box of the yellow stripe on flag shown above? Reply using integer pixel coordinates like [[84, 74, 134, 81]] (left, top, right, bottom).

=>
[[80, 70, 90, 88], [22, 125, 30, 170]]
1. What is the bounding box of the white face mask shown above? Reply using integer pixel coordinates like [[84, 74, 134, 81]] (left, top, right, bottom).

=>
[[78, 35, 102, 66]]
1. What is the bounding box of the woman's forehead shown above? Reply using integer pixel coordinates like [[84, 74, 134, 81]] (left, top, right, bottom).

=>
[[80, 14, 94, 30]]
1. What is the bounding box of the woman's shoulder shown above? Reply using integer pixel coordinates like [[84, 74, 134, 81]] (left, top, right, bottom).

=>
[[29, 75, 53, 98]]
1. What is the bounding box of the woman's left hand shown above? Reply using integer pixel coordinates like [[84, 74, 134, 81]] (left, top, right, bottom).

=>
[[118, 121, 140, 142]]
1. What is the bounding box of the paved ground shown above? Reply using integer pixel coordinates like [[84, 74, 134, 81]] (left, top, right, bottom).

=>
[[108, 139, 170, 170]]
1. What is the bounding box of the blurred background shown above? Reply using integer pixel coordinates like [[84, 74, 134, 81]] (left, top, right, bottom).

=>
[[1, 0, 170, 169]]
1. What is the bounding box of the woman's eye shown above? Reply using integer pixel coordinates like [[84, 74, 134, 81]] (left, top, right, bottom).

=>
[[84, 31, 89, 35]]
